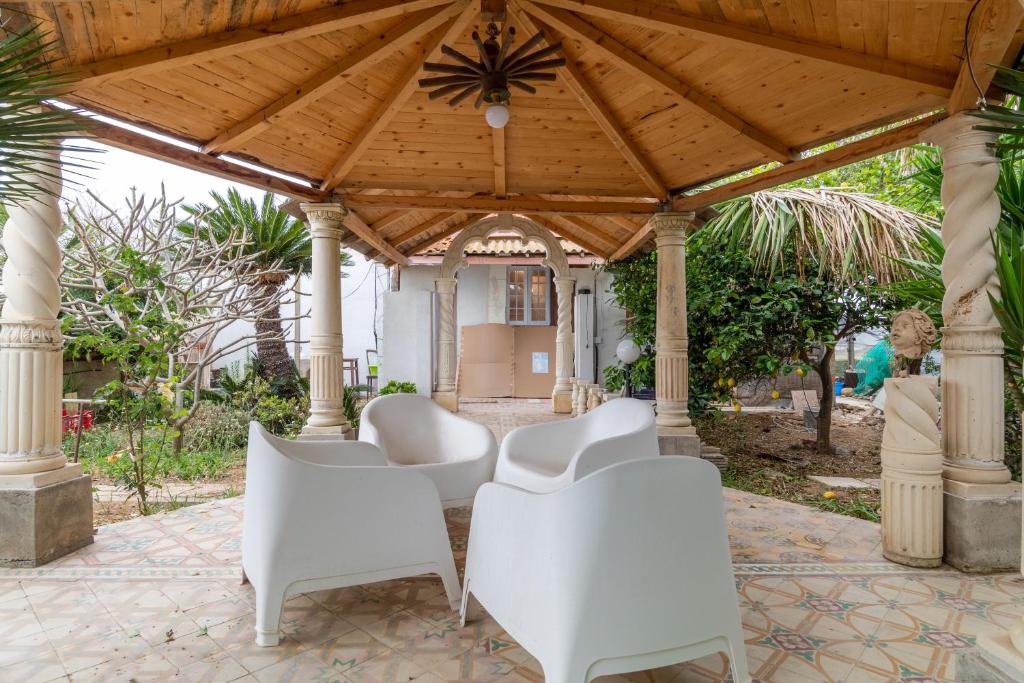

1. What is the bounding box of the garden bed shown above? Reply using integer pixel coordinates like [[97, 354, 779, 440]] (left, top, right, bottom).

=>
[[696, 402, 884, 522]]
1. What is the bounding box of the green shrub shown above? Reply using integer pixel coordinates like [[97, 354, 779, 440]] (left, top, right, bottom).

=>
[[379, 380, 417, 395], [183, 402, 250, 452]]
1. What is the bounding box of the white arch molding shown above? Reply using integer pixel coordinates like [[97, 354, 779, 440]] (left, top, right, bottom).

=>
[[433, 215, 576, 413]]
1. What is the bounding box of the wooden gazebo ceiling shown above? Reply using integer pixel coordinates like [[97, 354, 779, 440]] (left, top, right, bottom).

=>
[[9, 0, 1024, 262]]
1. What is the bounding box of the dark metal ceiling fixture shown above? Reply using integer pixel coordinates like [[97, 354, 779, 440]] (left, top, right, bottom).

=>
[[418, 21, 565, 128]]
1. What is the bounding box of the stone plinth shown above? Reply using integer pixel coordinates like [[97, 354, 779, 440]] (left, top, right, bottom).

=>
[[943, 479, 1021, 573], [0, 464, 93, 567], [432, 391, 459, 413], [957, 631, 1024, 683]]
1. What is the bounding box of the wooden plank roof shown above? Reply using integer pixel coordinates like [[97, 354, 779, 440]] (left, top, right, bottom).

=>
[[8, 0, 1024, 262]]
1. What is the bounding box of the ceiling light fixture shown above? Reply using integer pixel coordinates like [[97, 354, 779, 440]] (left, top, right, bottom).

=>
[[419, 21, 565, 129]]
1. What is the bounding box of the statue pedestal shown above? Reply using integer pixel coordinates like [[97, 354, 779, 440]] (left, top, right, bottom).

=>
[[880, 376, 943, 568]]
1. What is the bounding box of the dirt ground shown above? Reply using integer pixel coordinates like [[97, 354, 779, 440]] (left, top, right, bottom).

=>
[[696, 400, 884, 520]]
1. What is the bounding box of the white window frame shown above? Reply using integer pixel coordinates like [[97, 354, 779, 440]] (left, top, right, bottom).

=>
[[507, 266, 551, 326]]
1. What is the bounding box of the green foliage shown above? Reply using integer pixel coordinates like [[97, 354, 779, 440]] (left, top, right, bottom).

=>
[[379, 380, 417, 395], [182, 402, 250, 453], [0, 25, 93, 203], [225, 371, 308, 437], [343, 385, 362, 431], [807, 494, 880, 523]]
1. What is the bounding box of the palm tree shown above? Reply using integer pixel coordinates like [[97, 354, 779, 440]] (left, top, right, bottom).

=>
[[704, 187, 934, 453], [0, 24, 89, 202], [181, 189, 353, 383]]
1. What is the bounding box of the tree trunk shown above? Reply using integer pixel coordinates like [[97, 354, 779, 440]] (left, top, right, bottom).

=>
[[254, 281, 296, 382], [814, 346, 835, 455]]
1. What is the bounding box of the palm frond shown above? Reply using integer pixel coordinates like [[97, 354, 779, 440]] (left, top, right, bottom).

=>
[[702, 187, 936, 285], [0, 24, 91, 203]]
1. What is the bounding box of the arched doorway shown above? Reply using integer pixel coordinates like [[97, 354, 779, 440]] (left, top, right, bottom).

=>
[[434, 215, 575, 413]]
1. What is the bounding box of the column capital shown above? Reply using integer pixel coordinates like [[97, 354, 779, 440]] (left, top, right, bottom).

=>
[[434, 277, 457, 294], [553, 275, 576, 287], [300, 202, 347, 239], [921, 113, 1000, 168], [649, 211, 696, 244]]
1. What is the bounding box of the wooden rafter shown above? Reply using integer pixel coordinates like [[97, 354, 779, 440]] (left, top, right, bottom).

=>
[[559, 215, 621, 249], [69, 0, 455, 90], [532, 0, 955, 98], [81, 115, 323, 201], [343, 212, 411, 265], [520, 0, 793, 163], [609, 222, 654, 261], [372, 211, 417, 237], [320, 0, 478, 191], [406, 215, 479, 255], [948, 0, 1024, 113], [512, 6, 668, 198], [365, 211, 460, 259], [202, 5, 460, 154], [342, 193, 658, 215], [493, 127, 507, 198], [530, 215, 612, 258], [674, 113, 946, 211]]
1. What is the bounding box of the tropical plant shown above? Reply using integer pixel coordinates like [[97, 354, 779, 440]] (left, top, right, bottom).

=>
[[379, 380, 417, 395], [702, 188, 931, 453], [0, 24, 89, 203], [181, 189, 354, 384]]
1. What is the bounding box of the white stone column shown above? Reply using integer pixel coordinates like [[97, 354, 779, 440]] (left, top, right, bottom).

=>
[[300, 203, 351, 439], [433, 276, 459, 412], [0, 148, 93, 566], [925, 114, 1009, 485], [653, 212, 696, 435], [551, 275, 576, 413]]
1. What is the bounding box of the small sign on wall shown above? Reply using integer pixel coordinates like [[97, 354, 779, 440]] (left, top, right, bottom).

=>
[[532, 351, 549, 374]]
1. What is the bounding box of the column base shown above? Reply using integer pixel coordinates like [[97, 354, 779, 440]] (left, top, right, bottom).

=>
[[0, 463, 93, 567], [657, 428, 727, 469], [957, 630, 1024, 683], [432, 391, 459, 413], [943, 479, 1021, 573], [299, 423, 353, 441], [551, 390, 573, 414]]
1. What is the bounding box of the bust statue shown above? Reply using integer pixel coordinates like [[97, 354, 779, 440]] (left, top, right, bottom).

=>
[[891, 308, 937, 375]]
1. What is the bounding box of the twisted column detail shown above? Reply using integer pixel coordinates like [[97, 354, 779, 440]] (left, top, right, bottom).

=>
[[551, 276, 575, 413]]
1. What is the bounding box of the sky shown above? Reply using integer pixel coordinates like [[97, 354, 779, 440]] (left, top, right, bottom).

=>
[[58, 139, 385, 373]]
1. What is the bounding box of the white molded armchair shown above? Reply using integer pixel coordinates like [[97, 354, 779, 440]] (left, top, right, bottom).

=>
[[242, 423, 460, 647], [359, 393, 498, 506], [493, 397, 659, 493], [462, 457, 750, 683]]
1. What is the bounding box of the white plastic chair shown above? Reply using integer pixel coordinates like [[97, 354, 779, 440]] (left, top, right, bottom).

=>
[[241, 423, 460, 647], [462, 456, 750, 683], [359, 393, 498, 506], [493, 397, 659, 493]]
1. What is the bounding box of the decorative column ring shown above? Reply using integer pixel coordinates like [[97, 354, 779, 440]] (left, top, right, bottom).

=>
[[300, 202, 352, 438], [551, 275, 576, 413], [652, 211, 695, 434]]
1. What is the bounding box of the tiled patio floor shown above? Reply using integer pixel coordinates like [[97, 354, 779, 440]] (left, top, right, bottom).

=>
[[1, 400, 1021, 682]]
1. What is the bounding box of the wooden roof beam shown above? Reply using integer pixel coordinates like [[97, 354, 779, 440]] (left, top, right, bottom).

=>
[[533, 0, 954, 98], [493, 127, 507, 198], [202, 4, 461, 153], [520, 1, 794, 163], [559, 215, 622, 249], [530, 215, 613, 259], [69, 0, 455, 90], [608, 222, 654, 261], [407, 215, 479, 254], [674, 113, 946, 211], [81, 115, 323, 202], [320, 0, 478, 191], [343, 193, 658, 215], [948, 0, 1024, 113], [343, 212, 411, 266], [511, 6, 668, 199], [365, 211, 461, 258]]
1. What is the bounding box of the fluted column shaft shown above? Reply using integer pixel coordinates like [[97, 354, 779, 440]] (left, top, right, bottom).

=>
[[0, 148, 65, 474], [924, 114, 1008, 484], [300, 203, 351, 438], [434, 277, 458, 394], [653, 212, 695, 433], [551, 276, 576, 413]]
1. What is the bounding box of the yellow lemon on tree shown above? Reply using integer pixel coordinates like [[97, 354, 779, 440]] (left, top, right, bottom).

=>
[[717, 377, 725, 388], [732, 402, 742, 414], [727, 377, 736, 388], [771, 390, 781, 400], [822, 491, 836, 500], [795, 367, 806, 377]]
